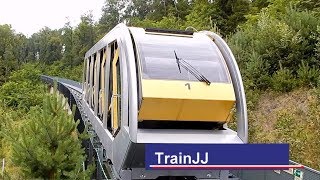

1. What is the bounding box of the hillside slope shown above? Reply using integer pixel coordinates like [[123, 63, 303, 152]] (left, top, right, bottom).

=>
[[248, 88, 320, 169]]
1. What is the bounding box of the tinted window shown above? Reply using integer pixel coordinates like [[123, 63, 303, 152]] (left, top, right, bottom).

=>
[[136, 34, 230, 83]]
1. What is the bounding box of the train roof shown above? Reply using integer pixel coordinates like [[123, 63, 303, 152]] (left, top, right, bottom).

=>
[[85, 23, 217, 59]]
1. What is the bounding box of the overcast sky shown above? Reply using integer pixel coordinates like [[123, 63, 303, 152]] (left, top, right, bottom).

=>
[[0, 0, 105, 36]]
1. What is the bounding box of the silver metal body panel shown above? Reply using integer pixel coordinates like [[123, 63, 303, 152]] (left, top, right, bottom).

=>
[[130, 168, 225, 179], [137, 129, 243, 144], [113, 126, 131, 176], [82, 100, 114, 160], [83, 23, 138, 175], [201, 31, 248, 143]]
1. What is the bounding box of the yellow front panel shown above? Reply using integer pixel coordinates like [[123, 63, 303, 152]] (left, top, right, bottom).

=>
[[138, 79, 235, 122], [138, 98, 183, 121]]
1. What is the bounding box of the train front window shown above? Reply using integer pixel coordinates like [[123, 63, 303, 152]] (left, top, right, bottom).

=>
[[136, 34, 230, 83]]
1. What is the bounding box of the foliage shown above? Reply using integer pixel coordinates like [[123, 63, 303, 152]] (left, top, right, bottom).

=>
[[61, 20, 75, 67], [315, 26, 320, 60], [271, 68, 296, 92], [29, 27, 63, 63], [245, 89, 261, 110], [297, 61, 320, 87], [0, 63, 44, 111], [0, 105, 26, 178], [98, 0, 127, 37], [45, 61, 83, 82], [229, 1, 320, 91], [5, 86, 92, 179], [242, 51, 270, 90], [128, 0, 250, 35], [72, 13, 97, 66], [0, 25, 27, 84]]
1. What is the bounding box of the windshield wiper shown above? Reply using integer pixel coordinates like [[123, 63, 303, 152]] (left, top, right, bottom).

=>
[[174, 50, 182, 73], [174, 51, 211, 85]]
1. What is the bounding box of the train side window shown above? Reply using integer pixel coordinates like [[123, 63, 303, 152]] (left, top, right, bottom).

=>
[[115, 56, 121, 133], [99, 48, 107, 121], [94, 52, 101, 115], [89, 54, 96, 108], [107, 43, 115, 131], [82, 58, 87, 88], [83, 58, 90, 100], [106, 41, 121, 136], [93, 54, 97, 109], [86, 57, 91, 103]]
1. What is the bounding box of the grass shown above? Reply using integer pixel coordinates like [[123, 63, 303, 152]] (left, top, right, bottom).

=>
[[247, 88, 320, 170]]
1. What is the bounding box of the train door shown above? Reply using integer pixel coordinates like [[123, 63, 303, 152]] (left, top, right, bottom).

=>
[[107, 41, 121, 136]]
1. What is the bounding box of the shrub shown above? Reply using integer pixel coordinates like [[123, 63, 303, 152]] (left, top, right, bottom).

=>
[[45, 61, 83, 82], [0, 63, 45, 111], [271, 68, 296, 92], [229, 5, 320, 91], [297, 61, 320, 87], [243, 51, 270, 90]]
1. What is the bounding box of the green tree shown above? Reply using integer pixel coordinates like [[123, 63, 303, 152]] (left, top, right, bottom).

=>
[[250, 0, 270, 14], [62, 20, 75, 67], [30, 27, 63, 64], [14, 33, 28, 65], [73, 13, 97, 66], [0, 24, 20, 83], [6, 85, 92, 179], [126, 0, 155, 20], [229, 0, 320, 91], [26, 34, 38, 61], [126, 0, 191, 26], [145, 0, 176, 21], [97, 0, 127, 37], [3, 45, 18, 81], [186, 0, 214, 31], [0, 24, 15, 59], [185, 0, 250, 35]]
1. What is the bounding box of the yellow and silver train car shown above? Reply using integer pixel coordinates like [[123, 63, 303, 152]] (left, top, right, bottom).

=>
[[82, 24, 248, 179]]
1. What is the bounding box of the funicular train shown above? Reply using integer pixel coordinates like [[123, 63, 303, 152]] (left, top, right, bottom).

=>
[[82, 23, 248, 179]]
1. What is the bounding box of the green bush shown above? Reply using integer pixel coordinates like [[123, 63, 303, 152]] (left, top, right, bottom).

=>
[[271, 68, 296, 92], [8, 63, 42, 84], [0, 81, 44, 110], [229, 4, 320, 91], [316, 26, 320, 59], [243, 51, 270, 90], [297, 61, 320, 87], [45, 61, 83, 82], [0, 63, 45, 111]]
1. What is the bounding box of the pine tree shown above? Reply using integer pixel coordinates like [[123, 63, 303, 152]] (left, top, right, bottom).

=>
[[62, 20, 75, 67], [6, 85, 92, 179]]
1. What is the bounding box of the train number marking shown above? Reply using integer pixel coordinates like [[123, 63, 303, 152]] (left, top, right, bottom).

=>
[[185, 83, 191, 90]]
